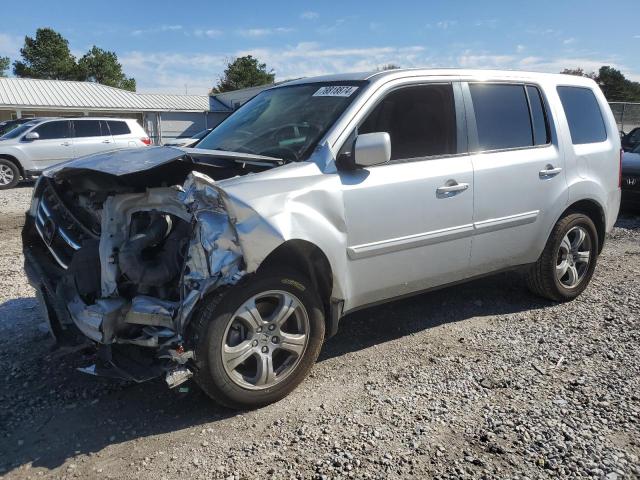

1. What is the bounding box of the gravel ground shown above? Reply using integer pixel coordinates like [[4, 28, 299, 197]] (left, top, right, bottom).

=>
[[1, 185, 639, 479]]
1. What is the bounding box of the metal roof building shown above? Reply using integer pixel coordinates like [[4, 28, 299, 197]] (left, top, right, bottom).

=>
[[0, 77, 221, 144]]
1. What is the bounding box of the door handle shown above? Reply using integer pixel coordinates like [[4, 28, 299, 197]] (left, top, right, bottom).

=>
[[539, 165, 562, 178], [102, 139, 112, 143], [61, 142, 71, 147], [436, 182, 469, 197]]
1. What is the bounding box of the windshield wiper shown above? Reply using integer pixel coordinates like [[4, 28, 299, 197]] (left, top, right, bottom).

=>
[[180, 147, 285, 166]]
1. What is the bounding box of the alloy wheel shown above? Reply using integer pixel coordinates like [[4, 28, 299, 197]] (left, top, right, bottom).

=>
[[556, 226, 592, 289], [221, 290, 310, 390], [0, 164, 14, 186]]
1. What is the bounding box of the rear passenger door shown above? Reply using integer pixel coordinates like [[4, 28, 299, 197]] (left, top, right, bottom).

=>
[[464, 82, 568, 274], [72, 120, 114, 158]]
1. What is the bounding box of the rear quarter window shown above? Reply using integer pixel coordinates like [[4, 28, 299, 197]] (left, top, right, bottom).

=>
[[557, 86, 607, 144], [107, 121, 131, 136]]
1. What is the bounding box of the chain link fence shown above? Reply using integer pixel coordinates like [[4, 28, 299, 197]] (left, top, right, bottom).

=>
[[609, 102, 640, 134]]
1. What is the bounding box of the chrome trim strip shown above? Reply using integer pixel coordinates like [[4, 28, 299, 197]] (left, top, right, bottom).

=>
[[347, 223, 475, 259], [473, 210, 540, 234], [57, 228, 81, 250], [34, 220, 69, 270], [347, 210, 540, 260]]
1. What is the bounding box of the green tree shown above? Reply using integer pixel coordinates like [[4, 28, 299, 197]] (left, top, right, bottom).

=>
[[0, 56, 9, 77], [560, 68, 596, 80], [13, 28, 79, 79], [560, 66, 640, 102], [212, 55, 275, 93], [77, 46, 136, 91], [596, 66, 640, 102]]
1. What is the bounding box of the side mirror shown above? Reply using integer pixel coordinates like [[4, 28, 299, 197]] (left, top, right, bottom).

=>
[[24, 132, 40, 141], [353, 132, 391, 168]]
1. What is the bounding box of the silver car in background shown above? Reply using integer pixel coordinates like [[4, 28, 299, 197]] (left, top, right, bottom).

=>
[[0, 117, 150, 189], [22, 69, 621, 408]]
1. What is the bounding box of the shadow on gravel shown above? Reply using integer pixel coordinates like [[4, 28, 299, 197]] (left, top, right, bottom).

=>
[[1, 271, 553, 474], [321, 270, 553, 361]]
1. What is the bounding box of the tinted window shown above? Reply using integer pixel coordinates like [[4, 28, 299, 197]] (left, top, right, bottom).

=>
[[526, 86, 550, 145], [32, 121, 70, 140], [73, 120, 102, 138], [359, 84, 457, 160], [470, 83, 532, 150], [557, 86, 607, 144], [107, 121, 131, 135]]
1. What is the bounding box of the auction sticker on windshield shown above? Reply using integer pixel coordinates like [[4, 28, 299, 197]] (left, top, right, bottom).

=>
[[313, 86, 359, 97]]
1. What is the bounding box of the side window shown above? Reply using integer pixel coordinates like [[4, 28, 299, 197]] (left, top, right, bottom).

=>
[[73, 120, 102, 138], [526, 85, 550, 145], [469, 83, 533, 150], [359, 84, 457, 160], [557, 86, 607, 144], [31, 121, 70, 140], [107, 121, 131, 136]]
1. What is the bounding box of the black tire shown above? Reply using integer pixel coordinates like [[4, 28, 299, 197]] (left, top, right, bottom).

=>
[[0, 158, 20, 190], [527, 213, 599, 301], [189, 269, 325, 409]]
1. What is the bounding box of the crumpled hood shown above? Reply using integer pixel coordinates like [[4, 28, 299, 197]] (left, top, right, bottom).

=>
[[622, 151, 640, 175], [44, 146, 283, 178]]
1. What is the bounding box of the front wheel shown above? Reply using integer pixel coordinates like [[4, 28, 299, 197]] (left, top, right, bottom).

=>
[[190, 269, 325, 409], [527, 213, 599, 301]]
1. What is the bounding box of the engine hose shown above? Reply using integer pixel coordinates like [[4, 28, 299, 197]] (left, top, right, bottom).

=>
[[118, 214, 184, 286]]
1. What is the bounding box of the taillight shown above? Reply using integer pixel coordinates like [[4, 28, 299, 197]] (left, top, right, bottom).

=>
[[619, 148, 623, 188], [141, 137, 151, 146]]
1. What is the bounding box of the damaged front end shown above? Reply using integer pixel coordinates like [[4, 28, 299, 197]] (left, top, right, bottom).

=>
[[22, 147, 276, 387]]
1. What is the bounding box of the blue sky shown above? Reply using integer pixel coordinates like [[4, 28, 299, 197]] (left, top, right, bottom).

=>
[[2, 0, 639, 95]]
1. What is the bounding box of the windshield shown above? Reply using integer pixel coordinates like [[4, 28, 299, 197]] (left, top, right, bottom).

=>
[[191, 129, 210, 140], [0, 122, 39, 140], [632, 143, 640, 154], [197, 82, 365, 162]]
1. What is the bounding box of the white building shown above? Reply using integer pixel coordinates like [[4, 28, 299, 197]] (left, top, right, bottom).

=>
[[0, 77, 227, 144]]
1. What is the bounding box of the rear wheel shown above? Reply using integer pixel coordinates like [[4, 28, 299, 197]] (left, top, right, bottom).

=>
[[190, 269, 325, 409], [0, 159, 20, 189], [527, 213, 598, 301]]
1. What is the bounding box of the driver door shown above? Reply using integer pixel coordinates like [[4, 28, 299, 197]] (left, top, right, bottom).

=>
[[339, 82, 474, 310]]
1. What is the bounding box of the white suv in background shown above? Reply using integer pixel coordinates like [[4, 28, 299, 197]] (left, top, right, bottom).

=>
[[0, 117, 150, 189]]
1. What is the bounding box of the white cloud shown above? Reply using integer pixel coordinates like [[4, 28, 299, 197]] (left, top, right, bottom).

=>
[[300, 11, 318, 20], [131, 25, 183, 36], [194, 29, 223, 38], [237, 27, 294, 37], [120, 42, 639, 97], [634, 35, 640, 39], [516, 44, 526, 53], [436, 20, 458, 29], [563, 37, 576, 45], [0, 33, 22, 58]]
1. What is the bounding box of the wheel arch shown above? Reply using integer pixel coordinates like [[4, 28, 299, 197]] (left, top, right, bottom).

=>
[[257, 239, 338, 337], [561, 198, 606, 253], [0, 154, 24, 177]]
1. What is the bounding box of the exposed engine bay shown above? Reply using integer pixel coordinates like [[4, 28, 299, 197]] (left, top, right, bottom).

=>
[[22, 147, 281, 387]]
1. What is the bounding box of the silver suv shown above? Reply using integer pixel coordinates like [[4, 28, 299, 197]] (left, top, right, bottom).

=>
[[0, 117, 150, 189], [23, 69, 621, 408]]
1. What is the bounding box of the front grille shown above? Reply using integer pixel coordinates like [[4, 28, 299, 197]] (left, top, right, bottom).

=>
[[34, 181, 94, 269]]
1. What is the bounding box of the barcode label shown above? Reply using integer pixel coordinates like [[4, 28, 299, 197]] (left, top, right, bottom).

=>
[[313, 86, 359, 97]]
